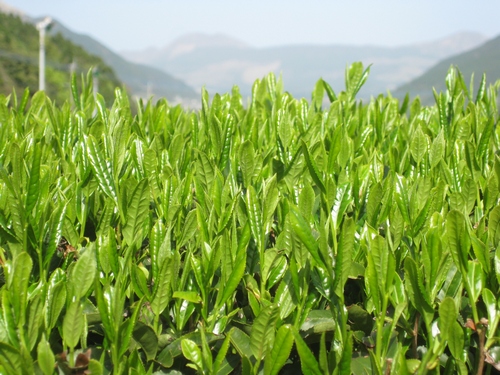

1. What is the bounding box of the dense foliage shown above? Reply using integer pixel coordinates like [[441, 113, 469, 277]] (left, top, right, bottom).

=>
[[0, 12, 120, 103], [0, 64, 500, 374]]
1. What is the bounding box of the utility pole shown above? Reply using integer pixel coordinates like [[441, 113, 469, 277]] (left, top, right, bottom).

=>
[[36, 17, 53, 91]]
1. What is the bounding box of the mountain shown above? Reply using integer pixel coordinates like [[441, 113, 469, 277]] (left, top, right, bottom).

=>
[[0, 10, 121, 103], [394, 34, 500, 104], [48, 21, 197, 102], [0, 0, 24, 18], [120, 31, 487, 99], [0, 0, 196, 103]]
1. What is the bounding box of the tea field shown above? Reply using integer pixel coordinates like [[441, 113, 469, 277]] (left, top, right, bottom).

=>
[[1, 64, 500, 374]]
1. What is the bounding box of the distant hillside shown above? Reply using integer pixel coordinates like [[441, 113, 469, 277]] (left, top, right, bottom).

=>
[[0, 11, 120, 103], [121, 32, 487, 99], [394, 34, 500, 104], [48, 21, 197, 102]]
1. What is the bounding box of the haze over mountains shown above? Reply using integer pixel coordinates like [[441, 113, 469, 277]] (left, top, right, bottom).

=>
[[47, 21, 197, 102], [2, 0, 498, 105], [121, 32, 488, 99], [394, 34, 500, 104], [0, 0, 197, 103]]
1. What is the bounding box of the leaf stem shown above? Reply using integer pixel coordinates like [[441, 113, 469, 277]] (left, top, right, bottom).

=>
[[477, 327, 485, 375]]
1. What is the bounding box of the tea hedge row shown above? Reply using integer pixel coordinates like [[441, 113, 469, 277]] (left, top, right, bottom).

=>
[[0, 64, 500, 374]]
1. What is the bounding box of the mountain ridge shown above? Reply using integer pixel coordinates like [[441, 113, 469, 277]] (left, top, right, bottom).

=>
[[120, 31, 488, 99], [0, 11, 123, 103], [47, 20, 197, 101], [393, 34, 500, 104], [0, 0, 197, 102]]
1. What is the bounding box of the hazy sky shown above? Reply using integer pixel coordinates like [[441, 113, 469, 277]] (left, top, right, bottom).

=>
[[4, 0, 500, 52]]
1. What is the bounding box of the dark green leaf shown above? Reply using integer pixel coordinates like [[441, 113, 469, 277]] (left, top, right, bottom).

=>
[[132, 321, 158, 361], [181, 339, 203, 370], [37, 335, 55, 375], [240, 140, 255, 187], [122, 178, 150, 248], [25, 142, 41, 216], [250, 304, 279, 360], [445, 210, 470, 272], [68, 246, 96, 300], [289, 207, 325, 270], [292, 327, 322, 375], [62, 301, 83, 350], [8, 252, 32, 327], [300, 310, 335, 334], [438, 297, 457, 340], [264, 324, 294, 375], [301, 141, 326, 194]]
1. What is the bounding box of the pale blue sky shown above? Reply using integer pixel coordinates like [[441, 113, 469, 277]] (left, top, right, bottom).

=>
[[4, 0, 500, 52]]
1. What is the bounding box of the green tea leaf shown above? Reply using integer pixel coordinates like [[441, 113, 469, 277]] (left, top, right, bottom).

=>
[[68, 246, 96, 300], [430, 130, 445, 168], [62, 301, 83, 350], [337, 333, 353, 375], [366, 234, 395, 312], [216, 238, 246, 309], [228, 327, 252, 360], [9, 252, 32, 327], [181, 339, 203, 370], [178, 208, 198, 249], [45, 269, 67, 331], [246, 186, 264, 251], [322, 79, 337, 102], [466, 260, 484, 304], [172, 291, 202, 304], [118, 297, 142, 359], [311, 79, 325, 111], [299, 183, 315, 221], [25, 141, 41, 216], [488, 205, 500, 248], [37, 335, 55, 375], [475, 72, 486, 103], [300, 310, 336, 334], [240, 140, 255, 187], [292, 327, 322, 375], [447, 321, 464, 359], [0, 342, 25, 375], [482, 288, 497, 328], [331, 183, 351, 229], [445, 210, 470, 272], [151, 257, 173, 316], [43, 203, 67, 270], [85, 134, 119, 206], [213, 330, 232, 375], [264, 324, 294, 375], [289, 207, 325, 270], [87, 359, 103, 375], [131, 264, 150, 299], [26, 294, 44, 351], [404, 258, 433, 317], [301, 141, 326, 194], [250, 304, 279, 360], [410, 128, 428, 165], [345, 62, 370, 99], [334, 217, 355, 297], [157, 331, 222, 368], [132, 321, 158, 362], [122, 178, 150, 248], [438, 297, 457, 340]]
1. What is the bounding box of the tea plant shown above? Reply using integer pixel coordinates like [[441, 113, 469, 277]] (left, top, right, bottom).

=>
[[0, 64, 500, 374]]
